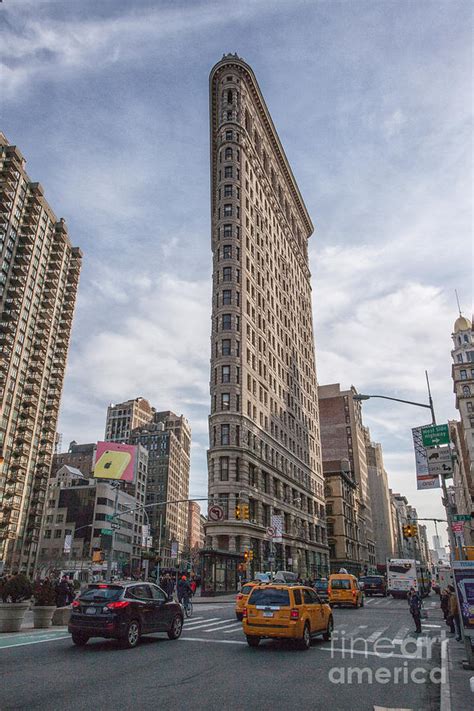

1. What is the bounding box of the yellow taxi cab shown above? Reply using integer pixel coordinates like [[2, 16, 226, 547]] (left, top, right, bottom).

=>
[[328, 572, 364, 608], [242, 583, 333, 650], [235, 581, 260, 621]]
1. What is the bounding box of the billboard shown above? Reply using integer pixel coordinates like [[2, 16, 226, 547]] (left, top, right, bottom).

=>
[[94, 441, 137, 483], [412, 426, 440, 490]]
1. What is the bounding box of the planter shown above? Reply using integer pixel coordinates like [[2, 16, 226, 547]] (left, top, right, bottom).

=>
[[33, 605, 56, 629], [0, 602, 30, 633]]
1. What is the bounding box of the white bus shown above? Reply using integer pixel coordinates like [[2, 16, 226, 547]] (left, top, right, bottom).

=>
[[387, 559, 431, 598]]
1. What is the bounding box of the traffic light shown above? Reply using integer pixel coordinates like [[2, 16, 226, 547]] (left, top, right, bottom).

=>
[[248, 550, 254, 561], [235, 505, 241, 520], [243, 549, 249, 561], [402, 524, 418, 538], [242, 505, 250, 520], [411, 524, 418, 536]]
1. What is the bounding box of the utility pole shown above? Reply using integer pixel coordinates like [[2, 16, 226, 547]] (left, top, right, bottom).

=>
[[106, 482, 119, 581]]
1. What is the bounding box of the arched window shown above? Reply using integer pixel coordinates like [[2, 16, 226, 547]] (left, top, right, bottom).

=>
[[463, 385, 471, 397], [224, 147, 233, 160]]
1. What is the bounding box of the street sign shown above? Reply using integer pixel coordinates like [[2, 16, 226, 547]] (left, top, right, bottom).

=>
[[426, 446, 453, 477], [105, 514, 114, 522], [454, 514, 471, 522], [451, 522, 464, 533], [101, 528, 113, 536], [271, 514, 283, 543], [266, 526, 276, 539], [422, 424, 450, 447], [171, 540, 178, 558], [208, 504, 224, 522], [412, 426, 440, 490]]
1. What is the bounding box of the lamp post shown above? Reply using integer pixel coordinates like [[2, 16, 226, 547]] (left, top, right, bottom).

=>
[[353, 371, 456, 556]]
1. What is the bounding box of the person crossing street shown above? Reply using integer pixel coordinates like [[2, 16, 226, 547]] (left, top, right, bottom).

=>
[[408, 587, 422, 634]]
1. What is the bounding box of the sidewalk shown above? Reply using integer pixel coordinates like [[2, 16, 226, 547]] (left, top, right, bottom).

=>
[[441, 637, 474, 711], [194, 593, 235, 604]]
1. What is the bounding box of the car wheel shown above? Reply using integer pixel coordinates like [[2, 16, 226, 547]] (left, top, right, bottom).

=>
[[298, 622, 311, 650], [167, 615, 183, 640], [71, 633, 88, 647], [236, 612, 243, 621], [121, 620, 141, 649], [323, 617, 333, 641], [246, 636, 260, 647]]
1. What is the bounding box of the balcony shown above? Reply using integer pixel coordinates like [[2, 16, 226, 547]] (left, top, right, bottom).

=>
[[15, 430, 33, 445], [12, 263, 28, 277], [18, 231, 35, 246], [17, 420, 34, 433], [30, 349, 46, 363], [0, 332, 14, 348], [0, 200, 13, 214]]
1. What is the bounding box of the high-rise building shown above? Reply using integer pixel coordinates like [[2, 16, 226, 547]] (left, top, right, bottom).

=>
[[205, 54, 329, 591], [364, 431, 397, 567], [128, 409, 191, 565], [450, 313, 474, 547], [0, 133, 82, 574], [318, 383, 376, 572], [105, 397, 155, 442], [51, 441, 97, 479]]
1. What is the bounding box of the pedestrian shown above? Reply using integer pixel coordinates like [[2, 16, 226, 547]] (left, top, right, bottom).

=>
[[190, 578, 197, 595], [447, 585, 461, 641], [177, 575, 192, 605], [408, 587, 422, 634], [440, 588, 449, 620], [55, 575, 73, 607]]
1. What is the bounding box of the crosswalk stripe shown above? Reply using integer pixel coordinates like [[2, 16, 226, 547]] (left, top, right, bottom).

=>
[[183, 617, 220, 629], [223, 623, 244, 633], [366, 626, 389, 643], [184, 619, 233, 631], [204, 622, 243, 632], [183, 617, 204, 624], [392, 626, 409, 642]]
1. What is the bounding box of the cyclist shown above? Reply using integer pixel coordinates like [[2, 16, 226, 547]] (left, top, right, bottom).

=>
[[177, 575, 193, 607]]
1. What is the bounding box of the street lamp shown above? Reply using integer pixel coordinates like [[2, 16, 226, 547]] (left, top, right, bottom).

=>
[[353, 372, 456, 556]]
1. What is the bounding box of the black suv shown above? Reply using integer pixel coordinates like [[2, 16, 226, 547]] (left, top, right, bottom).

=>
[[359, 575, 387, 597], [68, 581, 184, 648]]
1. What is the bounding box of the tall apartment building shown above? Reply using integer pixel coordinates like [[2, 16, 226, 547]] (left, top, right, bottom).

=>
[[318, 383, 376, 572], [205, 55, 329, 590], [450, 314, 474, 546], [116, 407, 191, 566], [0, 133, 82, 574], [105, 397, 155, 442], [364, 430, 396, 567]]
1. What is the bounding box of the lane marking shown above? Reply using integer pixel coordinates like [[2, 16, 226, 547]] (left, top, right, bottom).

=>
[[319, 646, 423, 661], [223, 623, 245, 633], [183, 617, 204, 624], [182, 617, 220, 629], [422, 624, 441, 628], [180, 636, 246, 645], [0, 635, 69, 650]]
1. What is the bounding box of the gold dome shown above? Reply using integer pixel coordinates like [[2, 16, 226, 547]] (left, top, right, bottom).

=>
[[454, 315, 472, 333]]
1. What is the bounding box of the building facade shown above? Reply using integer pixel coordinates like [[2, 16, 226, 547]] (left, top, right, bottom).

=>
[[323, 458, 362, 575], [51, 441, 97, 479], [318, 383, 376, 572], [0, 133, 82, 574], [38, 466, 136, 578], [129, 410, 191, 565], [364, 431, 397, 568], [105, 397, 155, 443], [450, 314, 474, 547], [205, 54, 329, 589]]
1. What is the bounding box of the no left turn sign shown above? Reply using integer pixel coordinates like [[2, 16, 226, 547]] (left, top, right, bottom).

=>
[[208, 505, 224, 522]]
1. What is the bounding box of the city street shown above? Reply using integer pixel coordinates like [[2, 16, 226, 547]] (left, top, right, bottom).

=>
[[1, 596, 444, 710]]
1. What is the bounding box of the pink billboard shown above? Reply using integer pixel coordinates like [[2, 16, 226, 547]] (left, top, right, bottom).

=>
[[94, 441, 137, 483]]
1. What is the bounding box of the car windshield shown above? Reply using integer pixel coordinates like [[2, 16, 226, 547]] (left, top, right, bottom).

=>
[[80, 585, 123, 602], [314, 581, 328, 590], [249, 588, 290, 606], [331, 579, 351, 590]]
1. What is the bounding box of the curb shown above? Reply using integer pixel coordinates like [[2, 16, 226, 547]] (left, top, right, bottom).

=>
[[440, 638, 451, 711]]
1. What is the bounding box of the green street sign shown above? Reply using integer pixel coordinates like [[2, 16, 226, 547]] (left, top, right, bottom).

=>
[[422, 424, 450, 447], [101, 528, 113, 536], [453, 514, 470, 522], [105, 515, 114, 521]]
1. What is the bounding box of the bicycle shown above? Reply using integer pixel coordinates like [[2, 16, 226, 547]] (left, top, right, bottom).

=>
[[182, 596, 193, 618]]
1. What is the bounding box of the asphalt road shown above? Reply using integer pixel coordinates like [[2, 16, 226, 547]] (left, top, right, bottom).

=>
[[1, 595, 445, 711]]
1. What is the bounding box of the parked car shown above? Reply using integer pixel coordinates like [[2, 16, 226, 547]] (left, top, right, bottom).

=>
[[328, 573, 364, 608], [242, 583, 333, 650], [68, 581, 183, 648], [359, 575, 387, 597]]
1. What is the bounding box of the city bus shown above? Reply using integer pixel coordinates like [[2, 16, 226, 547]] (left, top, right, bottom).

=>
[[387, 558, 431, 598]]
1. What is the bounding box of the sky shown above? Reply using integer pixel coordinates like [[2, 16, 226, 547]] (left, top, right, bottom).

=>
[[1, 0, 472, 546]]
